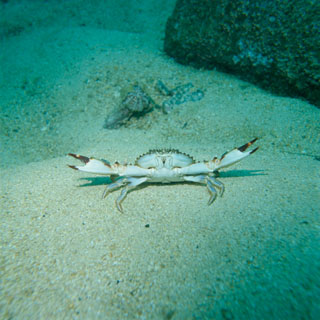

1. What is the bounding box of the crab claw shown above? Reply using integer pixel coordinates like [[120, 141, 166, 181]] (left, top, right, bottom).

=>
[[214, 138, 259, 171], [68, 153, 115, 175]]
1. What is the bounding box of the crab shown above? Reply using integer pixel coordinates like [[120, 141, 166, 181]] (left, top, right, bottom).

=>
[[68, 138, 258, 212]]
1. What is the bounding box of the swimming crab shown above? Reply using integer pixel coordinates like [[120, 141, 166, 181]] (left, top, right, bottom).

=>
[[68, 138, 258, 212]]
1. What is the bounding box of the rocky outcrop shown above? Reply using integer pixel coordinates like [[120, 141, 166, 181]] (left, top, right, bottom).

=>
[[164, 0, 320, 106]]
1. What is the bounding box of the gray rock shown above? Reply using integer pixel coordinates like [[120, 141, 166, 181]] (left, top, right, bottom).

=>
[[164, 0, 320, 106], [156, 80, 204, 113], [104, 85, 155, 129]]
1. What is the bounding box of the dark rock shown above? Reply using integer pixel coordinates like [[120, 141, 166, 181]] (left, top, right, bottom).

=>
[[164, 0, 320, 106]]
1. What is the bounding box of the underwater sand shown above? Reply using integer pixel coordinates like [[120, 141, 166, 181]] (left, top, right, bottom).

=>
[[1, 1, 319, 319]]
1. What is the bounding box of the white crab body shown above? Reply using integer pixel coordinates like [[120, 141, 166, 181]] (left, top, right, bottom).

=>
[[69, 138, 258, 212]]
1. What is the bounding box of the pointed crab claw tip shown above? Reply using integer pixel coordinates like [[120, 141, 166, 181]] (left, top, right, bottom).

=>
[[68, 165, 78, 170], [238, 138, 258, 152], [68, 153, 90, 164], [250, 146, 259, 155], [248, 137, 258, 146]]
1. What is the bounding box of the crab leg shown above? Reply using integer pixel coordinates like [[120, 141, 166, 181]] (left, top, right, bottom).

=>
[[206, 179, 218, 205], [115, 177, 148, 212], [102, 177, 127, 199], [207, 176, 224, 197], [184, 175, 224, 205]]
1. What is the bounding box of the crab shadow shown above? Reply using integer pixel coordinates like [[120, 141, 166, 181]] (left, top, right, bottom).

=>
[[218, 169, 266, 178]]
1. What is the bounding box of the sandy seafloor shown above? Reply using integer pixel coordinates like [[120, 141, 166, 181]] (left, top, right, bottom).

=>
[[1, 1, 320, 319]]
